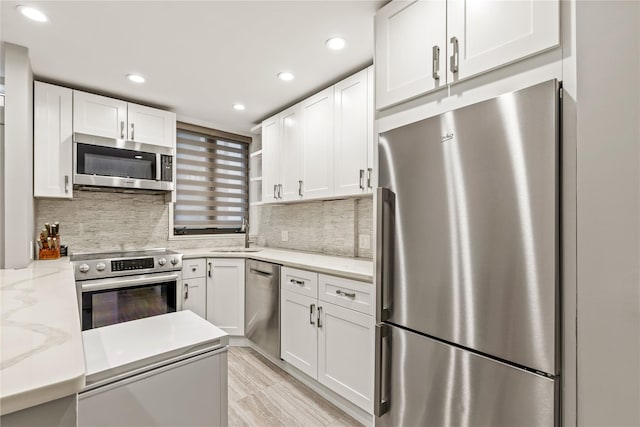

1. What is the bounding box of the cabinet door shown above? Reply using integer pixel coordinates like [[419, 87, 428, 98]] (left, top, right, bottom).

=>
[[182, 277, 206, 319], [281, 290, 318, 378], [317, 302, 374, 413], [73, 90, 127, 139], [280, 105, 303, 201], [334, 69, 370, 196], [375, 0, 446, 109], [301, 87, 334, 199], [262, 116, 281, 201], [206, 258, 245, 336], [34, 82, 73, 198], [366, 66, 375, 193], [127, 103, 176, 148], [447, 0, 559, 82]]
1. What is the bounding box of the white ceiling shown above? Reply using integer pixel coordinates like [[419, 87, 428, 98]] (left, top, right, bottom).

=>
[[1, 0, 384, 134]]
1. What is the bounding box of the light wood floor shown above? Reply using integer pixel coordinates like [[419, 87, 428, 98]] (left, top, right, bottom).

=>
[[228, 346, 363, 427]]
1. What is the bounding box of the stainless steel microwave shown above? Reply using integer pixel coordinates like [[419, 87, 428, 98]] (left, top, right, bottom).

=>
[[73, 134, 174, 191]]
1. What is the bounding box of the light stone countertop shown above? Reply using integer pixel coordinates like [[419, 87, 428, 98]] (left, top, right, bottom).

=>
[[0, 258, 85, 416], [180, 247, 374, 282], [0, 246, 372, 416]]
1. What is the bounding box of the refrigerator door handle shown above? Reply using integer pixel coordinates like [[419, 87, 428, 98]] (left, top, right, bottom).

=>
[[374, 323, 391, 417], [376, 187, 395, 322]]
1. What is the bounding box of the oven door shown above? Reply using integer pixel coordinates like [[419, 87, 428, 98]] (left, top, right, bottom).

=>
[[79, 273, 179, 331]]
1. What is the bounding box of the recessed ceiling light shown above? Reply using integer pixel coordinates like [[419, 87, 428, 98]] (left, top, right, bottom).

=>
[[326, 37, 346, 51], [126, 74, 145, 83], [17, 5, 48, 22], [233, 103, 246, 111], [278, 72, 295, 82]]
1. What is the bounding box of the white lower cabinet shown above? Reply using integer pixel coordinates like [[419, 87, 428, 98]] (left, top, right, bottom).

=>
[[207, 258, 245, 336], [280, 290, 318, 378], [280, 267, 374, 413], [182, 277, 206, 319]]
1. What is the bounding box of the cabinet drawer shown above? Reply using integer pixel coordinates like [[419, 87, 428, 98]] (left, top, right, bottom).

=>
[[281, 267, 318, 298], [182, 259, 206, 279], [318, 274, 373, 315]]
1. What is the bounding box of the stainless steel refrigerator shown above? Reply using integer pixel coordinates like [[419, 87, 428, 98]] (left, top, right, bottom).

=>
[[375, 80, 560, 426]]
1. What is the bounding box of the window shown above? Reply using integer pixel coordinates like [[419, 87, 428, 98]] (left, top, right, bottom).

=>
[[173, 122, 250, 236]]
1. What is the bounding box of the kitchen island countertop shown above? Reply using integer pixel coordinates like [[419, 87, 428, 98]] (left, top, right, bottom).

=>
[[0, 258, 85, 416]]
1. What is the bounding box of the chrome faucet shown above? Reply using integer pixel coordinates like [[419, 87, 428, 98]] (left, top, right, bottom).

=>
[[240, 216, 250, 248]]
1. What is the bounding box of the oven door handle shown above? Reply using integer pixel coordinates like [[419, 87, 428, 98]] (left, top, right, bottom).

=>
[[80, 273, 180, 292]]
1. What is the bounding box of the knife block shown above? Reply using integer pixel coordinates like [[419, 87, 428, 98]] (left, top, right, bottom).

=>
[[39, 248, 60, 260]]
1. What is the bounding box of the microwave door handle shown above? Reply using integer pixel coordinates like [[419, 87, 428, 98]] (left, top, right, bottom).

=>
[[80, 273, 180, 292], [156, 153, 161, 181]]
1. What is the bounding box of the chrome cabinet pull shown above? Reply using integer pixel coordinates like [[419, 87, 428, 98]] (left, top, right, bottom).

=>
[[278, 183, 283, 199], [374, 324, 391, 416], [120, 121, 125, 138], [317, 306, 323, 328], [273, 184, 278, 200], [64, 175, 69, 193], [336, 289, 356, 298], [376, 187, 396, 322], [310, 304, 316, 325], [184, 283, 189, 300], [432, 45, 440, 80], [290, 279, 305, 286], [208, 262, 212, 278], [192, 267, 196, 272], [298, 180, 303, 197], [450, 37, 459, 74], [131, 123, 135, 140], [359, 169, 365, 190], [367, 168, 373, 190]]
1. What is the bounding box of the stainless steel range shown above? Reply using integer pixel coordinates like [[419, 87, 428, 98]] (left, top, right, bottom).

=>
[[72, 249, 183, 331]]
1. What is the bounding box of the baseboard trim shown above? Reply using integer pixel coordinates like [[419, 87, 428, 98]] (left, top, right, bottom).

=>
[[239, 341, 374, 427]]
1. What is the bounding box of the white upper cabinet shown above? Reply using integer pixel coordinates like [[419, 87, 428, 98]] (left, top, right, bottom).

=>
[[73, 90, 176, 148], [34, 82, 74, 198], [262, 116, 281, 201], [73, 91, 127, 140], [259, 66, 373, 203], [447, 0, 559, 82], [279, 105, 303, 201], [127, 103, 175, 148], [301, 87, 335, 199], [375, 0, 447, 109], [374, 0, 560, 109], [334, 68, 373, 196]]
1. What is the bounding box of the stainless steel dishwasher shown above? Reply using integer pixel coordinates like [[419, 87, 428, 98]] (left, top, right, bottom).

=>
[[245, 260, 281, 359]]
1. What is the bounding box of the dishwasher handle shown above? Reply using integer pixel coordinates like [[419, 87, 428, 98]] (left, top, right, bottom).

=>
[[249, 268, 273, 277]]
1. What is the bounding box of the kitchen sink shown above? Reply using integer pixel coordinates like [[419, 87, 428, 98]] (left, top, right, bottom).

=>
[[210, 248, 262, 253]]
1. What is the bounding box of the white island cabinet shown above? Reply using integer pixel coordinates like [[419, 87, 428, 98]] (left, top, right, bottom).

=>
[[78, 311, 228, 427]]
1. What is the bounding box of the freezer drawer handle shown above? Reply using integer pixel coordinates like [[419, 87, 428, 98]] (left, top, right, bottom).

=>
[[309, 304, 316, 325], [290, 279, 305, 286], [250, 268, 273, 277], [336, 289, 356, 298], [374, 324, 391, 416], [376, 187, 395, 322]]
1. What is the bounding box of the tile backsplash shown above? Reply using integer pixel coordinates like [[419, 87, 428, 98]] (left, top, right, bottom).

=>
[[35, 191, 243, 254], [253, 197, 373, 259], [35, 191, 374, 259]]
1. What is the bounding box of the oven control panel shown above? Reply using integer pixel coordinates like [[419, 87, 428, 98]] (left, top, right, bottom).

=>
[[73, 252, 183, 281], [112, 257, 155, 272]]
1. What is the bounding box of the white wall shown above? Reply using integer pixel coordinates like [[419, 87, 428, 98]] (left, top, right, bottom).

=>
[[2, 43, 34, 269], [575, 2, 640, 425]]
